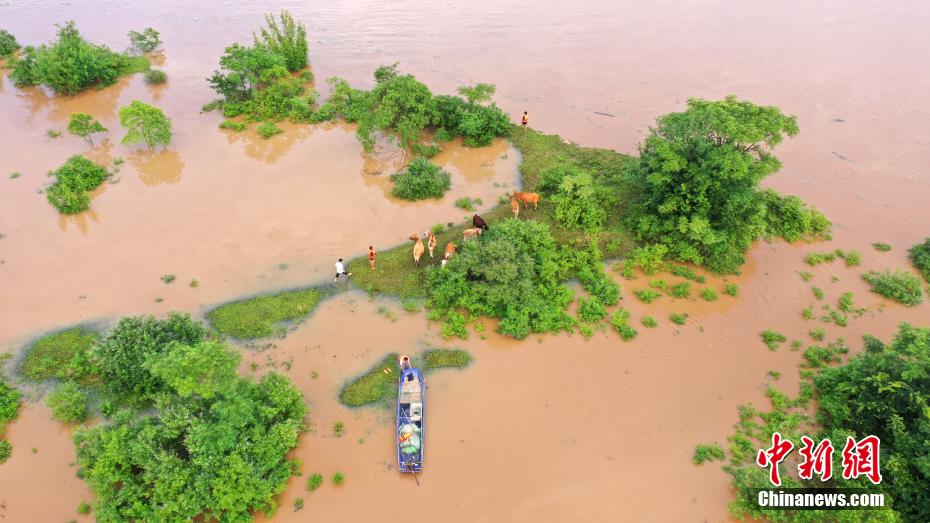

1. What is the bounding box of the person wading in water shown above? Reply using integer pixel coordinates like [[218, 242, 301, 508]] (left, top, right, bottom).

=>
[[368, 246, 376, 270], [334, 258, 352, 282]]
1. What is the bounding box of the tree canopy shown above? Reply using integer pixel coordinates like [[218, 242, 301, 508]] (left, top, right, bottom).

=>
[[119, 100, 173, 150], [628, 96, 829, 273]]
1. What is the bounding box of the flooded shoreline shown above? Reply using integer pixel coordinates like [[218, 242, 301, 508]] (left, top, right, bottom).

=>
[[2, 1, 930, 521]]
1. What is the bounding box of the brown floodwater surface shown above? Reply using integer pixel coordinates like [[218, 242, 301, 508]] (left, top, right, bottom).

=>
[[1, 1, 929, 521]]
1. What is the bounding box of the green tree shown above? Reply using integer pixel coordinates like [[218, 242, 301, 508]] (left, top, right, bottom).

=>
[[119, 100, 172, 150], [456, 83, 496, 104], [67, 113, 107, 146], [208, 43, 286, 101], [144, 341, 240, 399], [390, 158, 451, 200], [0, 29, 20, 57], [628, 96, 828, 273], [546, 167, 615, 231], [46, 381, 89, 423], [127, 27, 161, 54], [253, 10, 308, 71], [46, 155, 109, 214]]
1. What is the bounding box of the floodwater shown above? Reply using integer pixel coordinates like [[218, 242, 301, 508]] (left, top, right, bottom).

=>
[[1, 1, 929, 521]]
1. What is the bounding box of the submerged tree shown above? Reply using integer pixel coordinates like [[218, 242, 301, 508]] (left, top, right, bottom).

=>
[[119, 100, 172, 150], [627, 96, 829, 273], [0, 28, 20, 57], [253, 10, 308, 72], [127, 27, 161, 54], [67, 112, 107, 146]]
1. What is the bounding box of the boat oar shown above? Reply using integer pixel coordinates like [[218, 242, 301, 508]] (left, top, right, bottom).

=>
[[409, 462, 420, 487]]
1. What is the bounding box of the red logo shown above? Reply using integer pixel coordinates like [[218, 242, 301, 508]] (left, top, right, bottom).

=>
[[798, 436, 834, 481], [841, 435, 882, 484], [756, 434, 882, 486], [756, 432, 794, 486]]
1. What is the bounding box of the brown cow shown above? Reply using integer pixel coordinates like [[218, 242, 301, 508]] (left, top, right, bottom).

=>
[[409, 234, 425, 267], [515, 191, 541, 209], [444, 242, 457, 259], [509, 194, 520, 219], [427, 232, 437, 258], [463, 227, 483, 240]]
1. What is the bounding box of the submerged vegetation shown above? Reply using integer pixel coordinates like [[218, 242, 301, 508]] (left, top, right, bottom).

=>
[[422, 349, 472, 370], [338, 353, 399, 408], [207, 287, 327, 339], [46, 155, 109, 214], [20, 326, 99, 383], [908, 237, 930, 282], [9, 21, 149, 94], [862, 269, 924, 307], [390, 158, 452, 200], [0, 372, 20, 463], [0, 29, 20, 57], [67, 113, 107, 146], [119, 100, 173, 150]]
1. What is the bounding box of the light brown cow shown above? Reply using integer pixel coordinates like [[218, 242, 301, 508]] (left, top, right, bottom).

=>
[[444, 242, 457, 259], [409, 234, 425, 267], [509, 194, 520, 219], [463, 227, 483, 240], [427, 232, 437, 258], [515, 191, 541, 209]]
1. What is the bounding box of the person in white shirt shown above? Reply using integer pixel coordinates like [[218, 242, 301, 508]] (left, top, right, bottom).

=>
[[333, 258, 351, 282]]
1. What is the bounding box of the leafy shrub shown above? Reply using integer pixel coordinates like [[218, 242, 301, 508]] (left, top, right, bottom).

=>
[[872, 242, 892, 252], [802, 305, 814, 320], [253, 11, 308, 72], [257, 121, 283, 139], [454, 197, 476, 211], [0, 379, 21, 432], [835, 249, 861, 267], [760, 329, 787, 351], [307, 473, 323, 491], [668, 282, 691, 299], [0, 440, 10, 463], [634, 289, 662, 304], [578, 298, 607, 323], [219, 119, 248, 132], [77, 501, 92, 514], [92, 312, 206, 402], [812, 286, 824, 300], [610, 309, 637, 341], [10, 21, 145, 94], [627, 96, 828, 274], [628, 244, 667, 275], [119, 100, 172, 150], [144, 341, 240, 399], [440, 311, 468, 339], [412, 142, 441, 158], [641, 316, 657, 328], [562, 243, 621, 307], [127, 28, 161, 53], [809, 327, 825, 341], [670, 265, 699, 281], [862, 270, 924, 307], [46, 155, 109, 214], [669, 313, 688, 325], [700, 287, 717, 301], [723, 283, 739, 297], [427, 219, 574, 339], [422, 349, 472, 370], [0, 29, 19, 57], [46, 381, 89, 423], [143, 69, 167, 84], [546, 166, 614, 231], [837, 291, 854, 312], [160, 274, 176, 284], [648, 279, 667, 290], [804, 251, 836, 266], [799, 271, 813, 282], [21, 327, 99, 383], [390, 158, 451, 200], [332, 472, 345, 485], [67, 113, 107, 146], [209, 43, 287, 101], [908, 237, 930, 282], [692, 443, 725, 464]]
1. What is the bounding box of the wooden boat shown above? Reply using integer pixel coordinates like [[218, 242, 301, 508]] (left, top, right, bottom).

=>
[[396, 355, 424, 474]]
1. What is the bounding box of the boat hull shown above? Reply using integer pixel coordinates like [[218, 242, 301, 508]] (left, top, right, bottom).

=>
[[397, 366, 424, 473]]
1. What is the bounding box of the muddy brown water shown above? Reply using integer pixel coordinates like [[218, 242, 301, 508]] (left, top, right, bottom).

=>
[[1, 1, 929, 521]]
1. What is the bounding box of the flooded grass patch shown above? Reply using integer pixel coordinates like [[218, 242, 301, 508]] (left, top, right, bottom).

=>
[[422, 349, 472, 370], [20, 327, 99, 383], [338, 353, 400, 408], [207, 287, 329, 339], [861, 269, 924, 307]]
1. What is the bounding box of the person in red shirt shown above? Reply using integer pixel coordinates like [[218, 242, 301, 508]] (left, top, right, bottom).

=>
[[521, 111, 528, 128], [368, 246, 376, 270]]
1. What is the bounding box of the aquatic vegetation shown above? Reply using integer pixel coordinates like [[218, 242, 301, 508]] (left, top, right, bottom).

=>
[[427, 219, 574, 339], [627, 96, 828, 274], [541, 165, 615, 232], [390, 158, 451, 200], [802, 305, 814, 320], [804, 251, 836, 266], [422, 349, 472, 370], [127, 28, 161, 54], [640, 316, 657, 328], [46, 155, 109, 214], [20, 327, 99, 383], [799, 271, 813, 282], [836, 291, 854, 312], [0, 379, 21, 432], [307, 473, 323, 491], [219, 119, 248, 132], [723, 283, 739, 297], [561, 242, 621, 306], [835, 249, 861, 267], [700, 287, 718, 301], [160, 274, 176, 284], [332, 472, 345, 485], [861, 269, 924, 307], [74, 338, 306, 522], [143, 68, 167, 85], [759, 329, 787, 351], [9, 21, 149, 94], [454, 196, 477, 211], [257, 121, 283, 139], [692, 443, 725, 464], [610, 309, 637, 341], [46, 381, 89, 423], [440, 311, 468, 339], [119, 100, 173, 150], [333, 421, 344, 437], [66, 113, 107, 146], [634, 289, 662, 304], [77, 501, 92, 515], [0, 29, 19, 57], [809, 327, 825, 341], [668, 282, 691, 299], [811, 286, 824, 300], [908, 237, 930, 282], [253, 11, 308, 72], [207, 287, 327, 339], [669, 313, 688, 325], [339, 353, 399, 407], [411, 142, 442, 158], [830, 309, 848, 327], [669, 265, 699, 281], [872, 242, 892, 252], [578, 298, 607, 323], [293, 498, 304, 511], [648, 279, 667, 290], [628, 244, 667, 275], [767, 370, 781, 380]]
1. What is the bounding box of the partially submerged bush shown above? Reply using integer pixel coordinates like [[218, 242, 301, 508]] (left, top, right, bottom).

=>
[[862, 269, 924, 307], [577, 298, 607, 323], [143, 69, 167, 85], [0, 379, 21, 432], [120, 100, 172, 150], [836, 249, 861, 267], [422, 349, 472, 370], [872, 242, 892, 252], [908, 237, 930, 282], [723, 283, 739, 297], [46, 155, 109, 214], [804, 251, 836, 266], [390, 158, 451, 200], [610, 309, 637, 341], [760, 329, 787, 351], [21, 327, 99, 383], [257, 121, 283, 139], [628, 244, 667, 275], [669, 313, 688, 325], [668, 282, 691, 299], [46, 381, 89, 423], [692, 443, 725, 464], [67, 113, 107, 146], [0, 29, 20, 57], [640, 316, 658, 328], [127, 28, 161, 54], [701, 287, 718, 301], [219, 119, 248, 132], [634, 289, 662, 304], [253, 11, 308, 72]]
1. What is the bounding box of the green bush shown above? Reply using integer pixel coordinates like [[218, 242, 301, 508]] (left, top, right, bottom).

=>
[[811, 286, 824, 300], [454, 196, 476, 211], [634, 289, 662, 304], [836, 249, 861, 267], [307, 473, 323, 491], [21, 327, 99, 383], [0, 379, 21, 432], [440, 311, 468, 339], [219, 119, 248, 132], [46, 155, 109, 214], [837, 291, 854, 312], [0, 440, 11, 464], [723, 283, 739, 297], [46, 381, 89, 423], [862, 270, 923, 306], [700, 287, 717, 301], [257, 121, 283, 139], [127, 28, 161, 54], [692, 443, 725, 464], [627, 96, 828, 274], [10, 21, 145, 94], [77, 501, 92, 514], [668, 282, 691, 299], [427, 219, 574, 339], [760, 329, 787, 351], [207, 287, 326, 339], [546, 166, 614, 231], [577, 298, 607, 323], [908, 237, 930, 282], [802, 305, 814, 320], [119, 100, 172, 150], [872, 242, 892, 252], [669, 265, 699, 281], [390, 158, 451, 200], [610, 309, 637, 341], [628, 244, 667, 275], [332, 472, 345, 485], [804, 251, 836, 266], [412, 142, 441, 158], [143, 69, 167, 85], [669, 313, 688, 325], [809, 327, 825, 341], [253, 11, 308, 72], [67, 113, 107, 146], [640, 316, 657, 328], [0, 29, 20, 57]]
